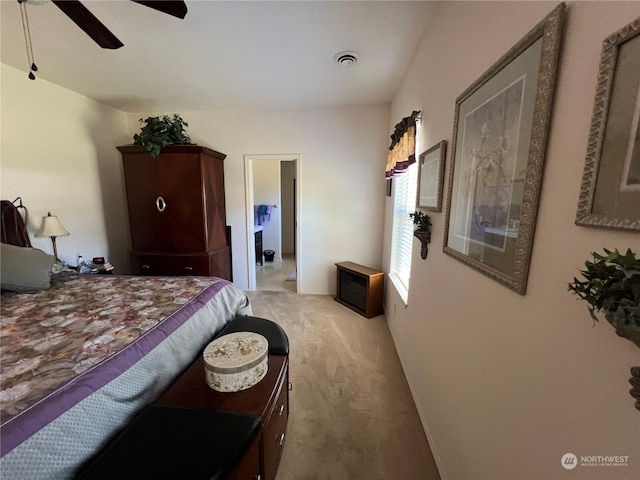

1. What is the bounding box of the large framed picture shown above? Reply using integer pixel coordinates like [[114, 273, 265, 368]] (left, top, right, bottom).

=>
[[417, 140, 447, 211], [575, 17, 640, 231], [443, 3, 565, 295]]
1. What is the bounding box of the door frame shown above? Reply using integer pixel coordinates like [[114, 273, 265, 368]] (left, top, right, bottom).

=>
[[244, 154, 300, 291]]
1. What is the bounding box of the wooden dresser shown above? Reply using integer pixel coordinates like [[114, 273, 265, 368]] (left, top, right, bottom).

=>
[[118, 145, 232, 280], [155, 354, 290, 480]]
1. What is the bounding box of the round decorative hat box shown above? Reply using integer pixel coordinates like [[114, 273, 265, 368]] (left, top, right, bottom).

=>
[[203, 332, 269, 392]]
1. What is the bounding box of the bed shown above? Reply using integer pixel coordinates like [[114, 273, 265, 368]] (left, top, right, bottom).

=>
[[0, 200, 251, 479]]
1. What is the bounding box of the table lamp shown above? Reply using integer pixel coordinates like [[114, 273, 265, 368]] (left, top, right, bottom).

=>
[[35, 212, 69, 260]]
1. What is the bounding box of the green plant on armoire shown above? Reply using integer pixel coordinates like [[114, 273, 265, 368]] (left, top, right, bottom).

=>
[[133, 114, 194, 158]]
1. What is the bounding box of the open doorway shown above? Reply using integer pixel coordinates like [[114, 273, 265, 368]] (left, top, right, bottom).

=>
[[244, 154, 300, 292]]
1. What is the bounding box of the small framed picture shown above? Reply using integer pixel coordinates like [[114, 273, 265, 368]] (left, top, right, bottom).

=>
[[417, 140, 447, 211]]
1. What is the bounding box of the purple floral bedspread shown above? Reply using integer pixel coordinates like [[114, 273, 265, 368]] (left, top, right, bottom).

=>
[[0, 272, 223, 423]]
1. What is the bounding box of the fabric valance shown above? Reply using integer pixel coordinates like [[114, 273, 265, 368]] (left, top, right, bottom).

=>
[[385, 110, 420, 178]]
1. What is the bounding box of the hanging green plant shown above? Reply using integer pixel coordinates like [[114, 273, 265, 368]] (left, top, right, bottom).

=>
[[409, 210, 432, 232], [410, 210, 432, 259], [568, 248, 640, 348], [133, 114, 194, 158]]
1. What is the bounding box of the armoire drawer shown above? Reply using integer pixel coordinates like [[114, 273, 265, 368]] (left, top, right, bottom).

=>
[[131, 255, 163, 275], [131, 254, 210, 276], [161, 255, 210, 275]]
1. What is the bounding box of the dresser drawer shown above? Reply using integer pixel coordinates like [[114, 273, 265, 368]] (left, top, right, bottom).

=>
[[228, 434, 261, 480], [262, 375, 288, 480]]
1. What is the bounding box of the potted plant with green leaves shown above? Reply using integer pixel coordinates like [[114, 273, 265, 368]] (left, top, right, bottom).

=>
[[410, 210, 432, 259], [133, 114, 194, 158], [568, 248, 640, 348], [568, 248, 640, 411]]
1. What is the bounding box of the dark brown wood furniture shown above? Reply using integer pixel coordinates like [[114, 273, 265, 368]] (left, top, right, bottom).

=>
[[75, 405, 260, 480], [155, 354, 289, 480], [118, 145, 232, 280], [335, 261, 385, 318], [255, 228, 263, 265]]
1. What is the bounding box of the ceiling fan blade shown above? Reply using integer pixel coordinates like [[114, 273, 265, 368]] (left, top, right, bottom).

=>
[[132, 1, 188, 19], [51, 0, 123, 49]]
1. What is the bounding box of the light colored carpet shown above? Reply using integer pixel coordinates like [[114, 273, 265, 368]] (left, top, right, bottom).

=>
[[246, 290, 441, 480], [286, 269, 296, 282]]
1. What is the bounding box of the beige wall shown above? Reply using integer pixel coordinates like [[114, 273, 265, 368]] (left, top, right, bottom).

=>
[[383, 2, 640, 479], [126, 106, 390, 293], [1, 64, 131, 271]]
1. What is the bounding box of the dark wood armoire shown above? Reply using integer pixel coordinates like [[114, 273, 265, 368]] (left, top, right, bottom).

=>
[[118, 145, 232, 280]]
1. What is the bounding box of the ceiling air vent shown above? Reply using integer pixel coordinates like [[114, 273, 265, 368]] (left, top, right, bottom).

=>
[[333, 51, 359, 66]]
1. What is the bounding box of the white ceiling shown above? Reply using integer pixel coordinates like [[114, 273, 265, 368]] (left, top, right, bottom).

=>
[[1, 0, 434, 112]]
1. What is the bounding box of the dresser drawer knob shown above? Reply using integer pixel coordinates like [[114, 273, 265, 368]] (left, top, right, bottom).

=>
[[277, 404, 285, 416], [184, 266, 193, 272], [142, 264, 150, 270], [277, 433, 285, 446]]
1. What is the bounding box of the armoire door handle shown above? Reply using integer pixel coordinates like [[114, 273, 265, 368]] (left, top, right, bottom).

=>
[[156, 196, 167, 213]]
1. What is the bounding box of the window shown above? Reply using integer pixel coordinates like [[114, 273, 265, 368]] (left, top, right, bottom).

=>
[[385, 110, 420, 304], [389, 161, 418, 304]]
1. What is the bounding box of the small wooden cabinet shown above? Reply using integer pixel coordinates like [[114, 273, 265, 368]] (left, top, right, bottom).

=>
[[118, 145, 232, 280], [155, 354, 289, 480], [335, 262, 385, 318]]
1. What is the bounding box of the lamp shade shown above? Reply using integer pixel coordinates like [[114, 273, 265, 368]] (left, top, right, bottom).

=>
[[35, 212, 69, 238]]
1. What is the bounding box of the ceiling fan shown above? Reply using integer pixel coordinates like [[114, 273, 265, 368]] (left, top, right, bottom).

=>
[[29, 0, 188, 49], [17, 0, 187, 79]]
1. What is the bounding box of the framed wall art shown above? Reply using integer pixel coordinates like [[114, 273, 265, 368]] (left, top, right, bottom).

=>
[[443, 3, 565, 295], [417, 140, 447, 211], [575, 17, 640, 231]]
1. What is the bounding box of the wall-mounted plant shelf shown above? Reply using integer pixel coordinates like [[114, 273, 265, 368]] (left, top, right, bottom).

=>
[[413, 230, 431, 259]]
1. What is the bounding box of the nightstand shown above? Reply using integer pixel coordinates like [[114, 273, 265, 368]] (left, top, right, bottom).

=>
[[78, 261, 114, 275]]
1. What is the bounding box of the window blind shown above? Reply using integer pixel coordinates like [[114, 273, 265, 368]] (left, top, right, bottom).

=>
[[390, 161, 418, 296]]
